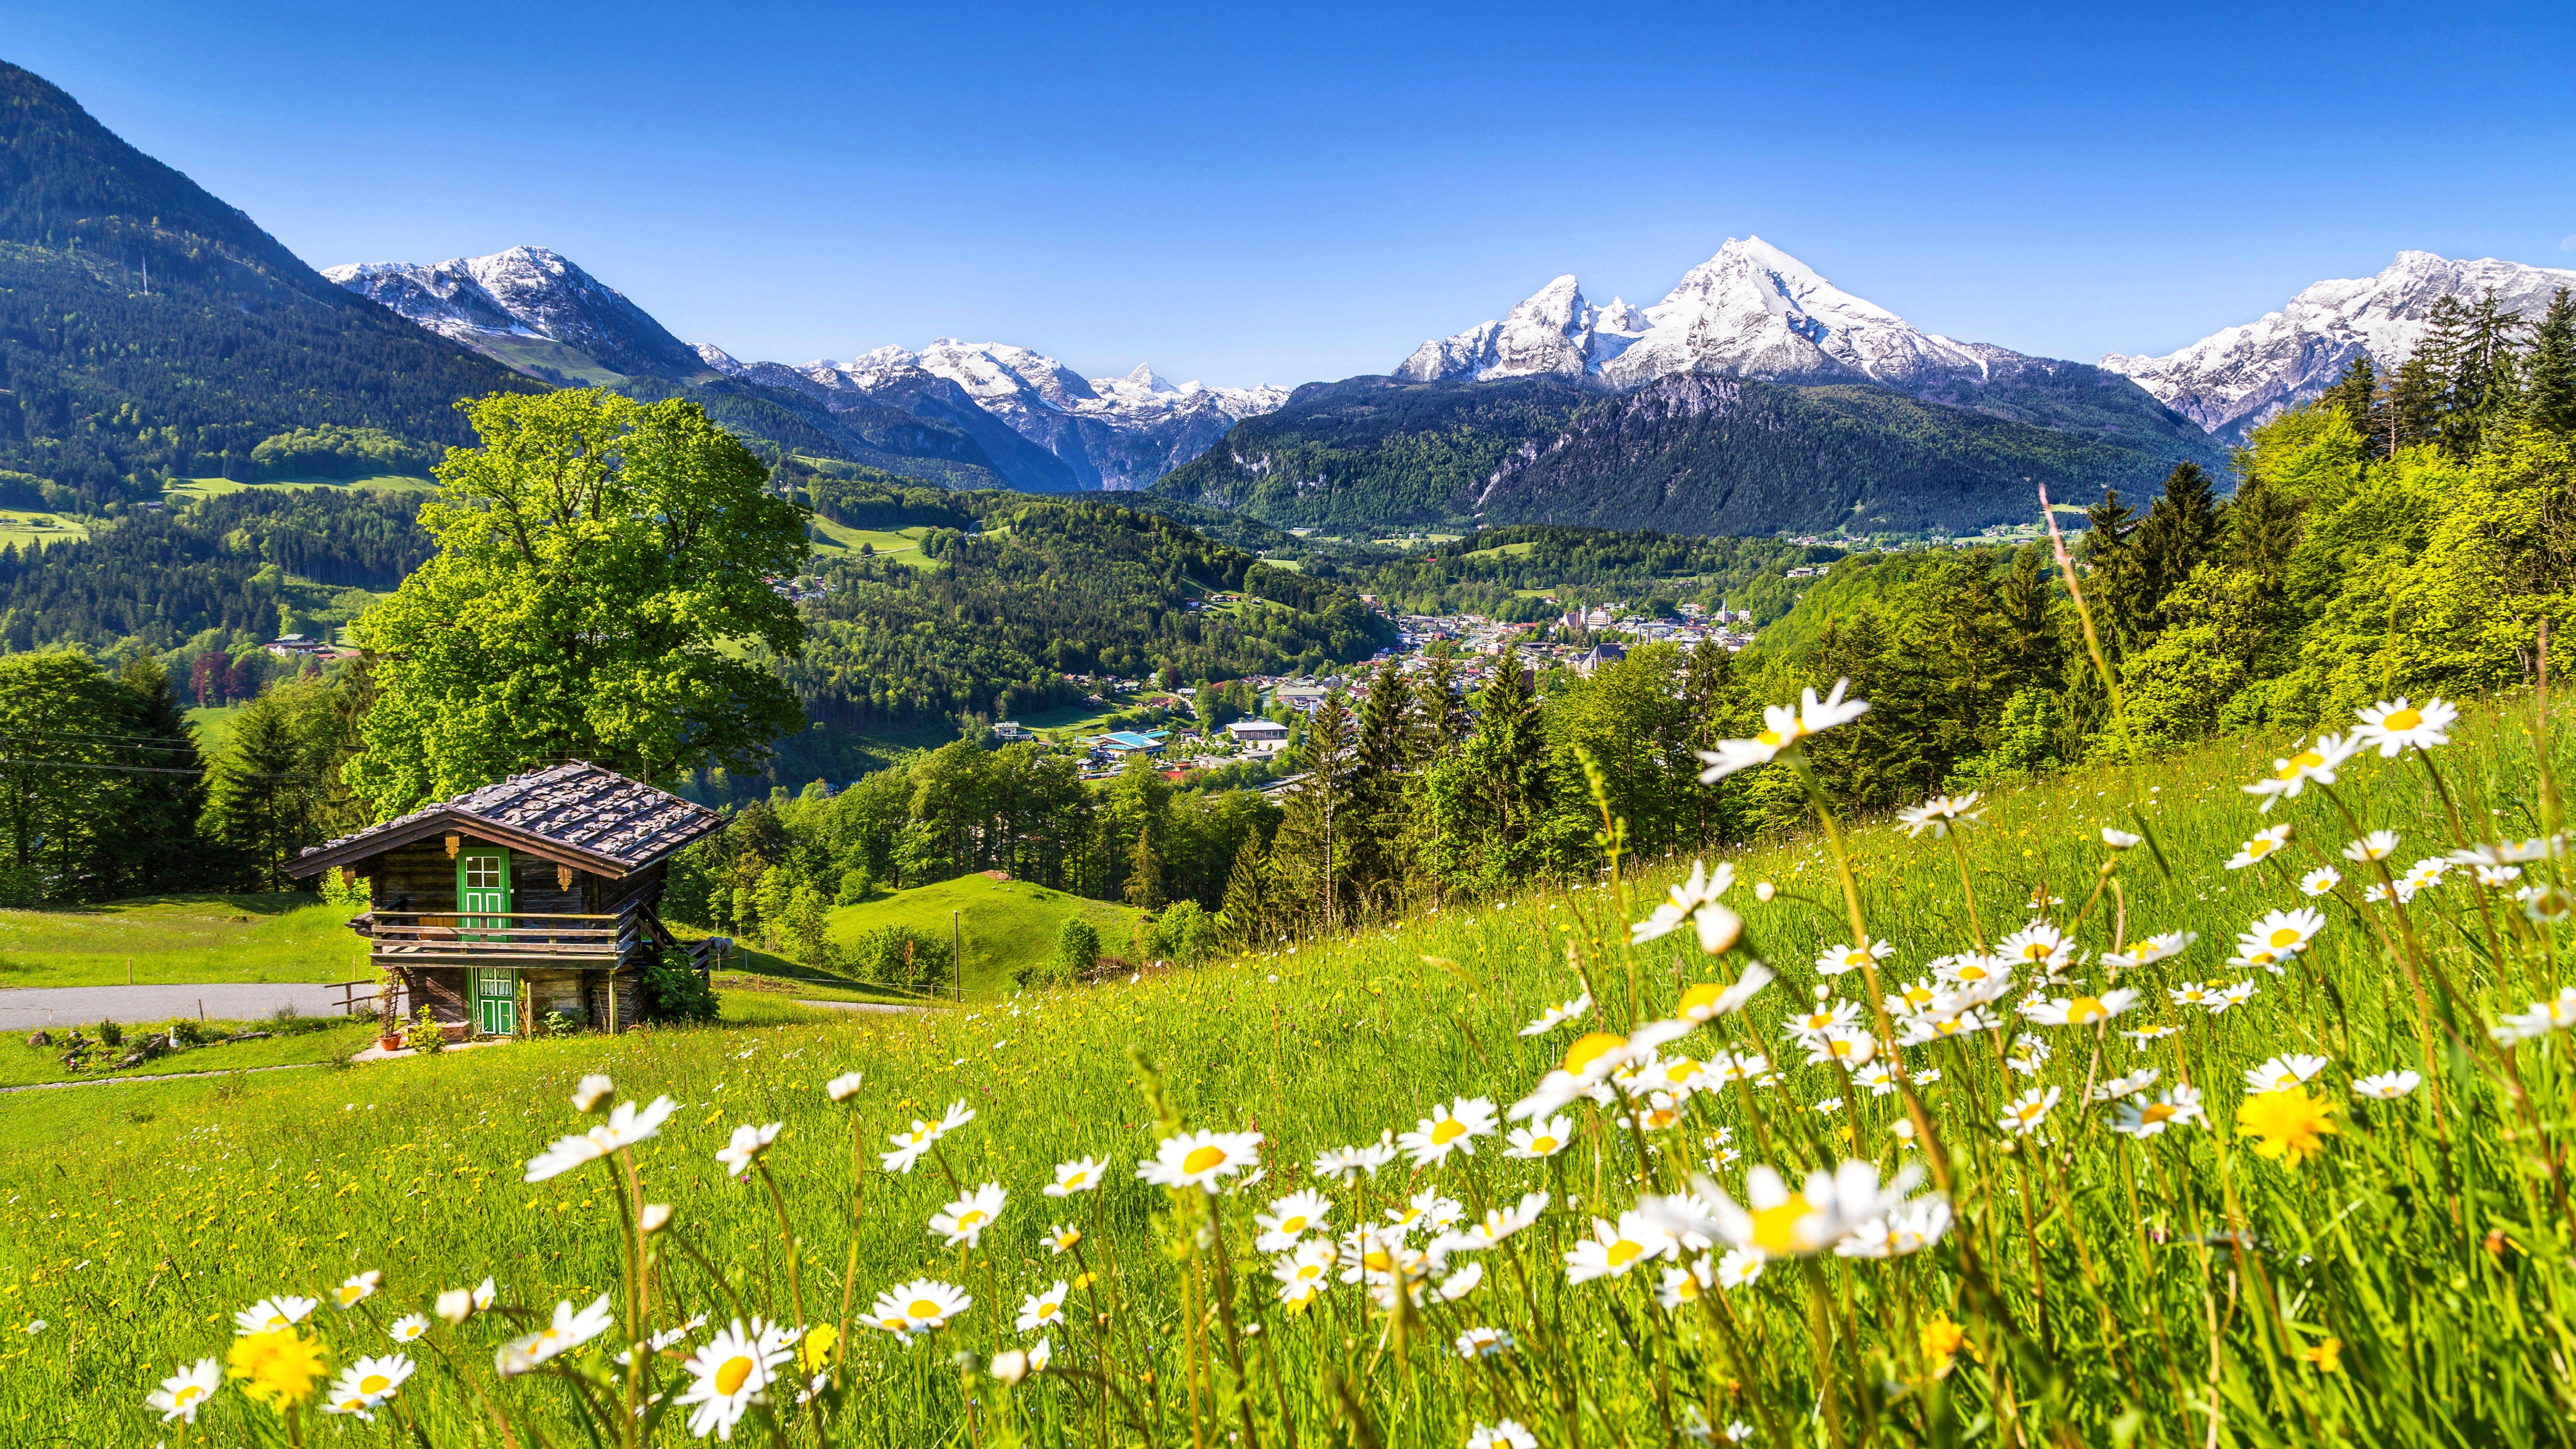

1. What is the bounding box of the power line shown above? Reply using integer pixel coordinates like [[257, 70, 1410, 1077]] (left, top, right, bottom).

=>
[[0, 758, 329, 781]]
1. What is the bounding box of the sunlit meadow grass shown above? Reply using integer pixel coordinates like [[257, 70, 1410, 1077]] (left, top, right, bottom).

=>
[[4, 695, 2573, 1447]]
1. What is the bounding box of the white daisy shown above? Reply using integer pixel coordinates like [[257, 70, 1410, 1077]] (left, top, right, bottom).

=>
[[2244, 733, 2364, 812], [1255, 1190, 1335, 1252], [2352, 1070, 2422, 1100], [675, 1319, 795, 1441], [2225, 824, 2293, 870], [2353, 696, 2457, 756], [147, 1357, 222, 1424], [1397, 1096, 1499, 1167], [928, 1182, 1007, 1248], [1014, 1281, 1068, 1334], [1517, 992, 1592, 1036], [525, 1095, 679, 1183], [1137, 1129, 1263, 1193], [714, 1122, 782, 1180], [879, 1102, 975, 1174], [1043, 1156, 1108, 1197]]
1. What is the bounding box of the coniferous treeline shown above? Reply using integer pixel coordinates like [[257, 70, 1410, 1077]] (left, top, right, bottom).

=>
[[1309, 526, 1836, 624], [0, 488, 429, 652]]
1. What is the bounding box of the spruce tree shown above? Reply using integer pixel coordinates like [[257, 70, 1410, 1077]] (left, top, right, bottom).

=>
[[2132, 461, 2223, 623], [2079, 488, 2150, 652], [114, 655, 211, 896], [1270, 691, 1354, 933], [2525, 287, 2576, 436], [1412, 652, 1466, 763], [2381, 352, 2442, 453], [2318, 353, 2381, 452], [199, 690, 316, 892], [1122, 826, 1165, 911], [1218, 840, 1269, 946], [1994, 544, 2061, 699], [1346, 662, 1411, 908]]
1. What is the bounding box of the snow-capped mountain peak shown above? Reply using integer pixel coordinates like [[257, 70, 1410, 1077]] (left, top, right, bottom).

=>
[[325, 245, 704, 380], [2101, 249, 2576, 442], [1398, 237, 1997, 389]]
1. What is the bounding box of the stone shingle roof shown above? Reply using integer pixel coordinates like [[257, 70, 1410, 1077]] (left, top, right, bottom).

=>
[[292, 762, 720, 876]]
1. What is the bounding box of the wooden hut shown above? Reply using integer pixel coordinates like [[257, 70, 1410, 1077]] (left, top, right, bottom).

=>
[[287, 762, 722, 1039]]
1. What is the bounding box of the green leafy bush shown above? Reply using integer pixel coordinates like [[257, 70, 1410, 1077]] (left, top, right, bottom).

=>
[[1055, 917, 1102, 981], [844, 927, 955, 990], [638, 961, 719, 1024]]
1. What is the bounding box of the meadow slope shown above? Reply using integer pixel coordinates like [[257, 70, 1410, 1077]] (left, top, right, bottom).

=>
[[1, 697, 2569, 1447]]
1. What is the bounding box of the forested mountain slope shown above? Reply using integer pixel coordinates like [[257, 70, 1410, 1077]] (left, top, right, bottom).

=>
[[0, 62, 536, 502], [1152, 372, 2219, 534], [787, 496, 1390, 731], [0, 487, 428, 652]]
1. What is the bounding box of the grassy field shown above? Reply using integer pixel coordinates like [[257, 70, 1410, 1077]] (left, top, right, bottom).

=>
[[165, 475, 438, 499], [183, 704, 242, 753], [3, 697, 2571, 1445], [827, 871, 1151, 996], [0, 894, 369, 988], [0, 508, 89, 550], [807, 518, 936, 567]]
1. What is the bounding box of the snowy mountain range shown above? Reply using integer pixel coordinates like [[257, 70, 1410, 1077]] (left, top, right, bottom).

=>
[[695, 340, 1286, 491], [1401, 237, 2040, 390], [1396, 237, 2224, 462], [326, 246, 1283, 491], [329, 237, 2576, 501], [2100, 251, 2576, 442]]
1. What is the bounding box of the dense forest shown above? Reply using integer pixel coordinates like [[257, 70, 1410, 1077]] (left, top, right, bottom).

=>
[[0, 487, 426, 654], [1149, 371, 2218, 535], [0, 64, 535, 501], [1307, 525, 1837, 624], [787, 496, 1390, 730]]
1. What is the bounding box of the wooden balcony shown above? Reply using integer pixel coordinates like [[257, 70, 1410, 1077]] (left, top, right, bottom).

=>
[[355, 908, 645, 967]]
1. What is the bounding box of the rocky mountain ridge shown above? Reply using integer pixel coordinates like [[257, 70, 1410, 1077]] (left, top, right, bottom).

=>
[[2100, 250, 2576, 442]]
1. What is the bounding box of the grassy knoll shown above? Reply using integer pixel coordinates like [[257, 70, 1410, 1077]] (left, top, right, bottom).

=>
[[0, 508, 89, 549], [2, 699, 2571, 1445], [827, 871, 1150, 996], [807, 517, 935, 567], [0, 894, 369, 988]]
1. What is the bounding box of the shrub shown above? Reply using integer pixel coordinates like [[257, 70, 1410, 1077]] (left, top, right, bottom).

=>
[[845, 927, 955, 990], [401, 1006, 443, 1054], [638, 961, 719, 1024], [1152, 900, 1218, 965], [170, 1017, 209, 1047], [96, 1018, 122, 1047], [1056, 917, 1102, 981]]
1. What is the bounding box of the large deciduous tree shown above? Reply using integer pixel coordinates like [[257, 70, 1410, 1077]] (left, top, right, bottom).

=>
[[348, 390, 811, 815]]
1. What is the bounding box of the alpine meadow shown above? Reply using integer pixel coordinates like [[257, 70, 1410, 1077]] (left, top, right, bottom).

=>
[[8, 15, 2576, 1449]]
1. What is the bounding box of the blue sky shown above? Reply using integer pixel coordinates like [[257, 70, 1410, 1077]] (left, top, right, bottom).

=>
[[9, 1, 2574, 387]]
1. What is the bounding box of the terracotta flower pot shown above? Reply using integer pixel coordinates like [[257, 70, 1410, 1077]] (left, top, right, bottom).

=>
[[378, 1035, 403, 1052]]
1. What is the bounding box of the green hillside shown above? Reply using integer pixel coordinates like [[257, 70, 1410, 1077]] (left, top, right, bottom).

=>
[[0, 62, 537, 504], [825, 870, 1149, 997], [0, 892, 367, 988], [1152, 371, 2224, 535]]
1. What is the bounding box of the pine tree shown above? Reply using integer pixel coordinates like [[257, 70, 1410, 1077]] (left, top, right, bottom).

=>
[[2132, 462, 2224, 623], [199, 690, 315, 892], [1122, 826, 1165, 911], [1675, 638, 1741, 847], [1218, 840, 1269, 947], [2317, 353, 2381, 453], [1412, 652, 1466, 763], [113, 655, 211, 896], [1345, 661, 1411, 910], [2525, 287, 2576, 436], [1270, 690, 1354, 933]]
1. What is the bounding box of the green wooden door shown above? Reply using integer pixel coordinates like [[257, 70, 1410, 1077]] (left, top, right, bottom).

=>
[[459, 848, 512, 936], [474, 967, 517, 1035]]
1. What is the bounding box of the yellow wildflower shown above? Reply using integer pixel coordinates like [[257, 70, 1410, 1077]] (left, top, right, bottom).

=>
[[2299, 1337, 2343, 1373], [226, 1328, 328, 1409], [2236, 1088, 2340, 1166]]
